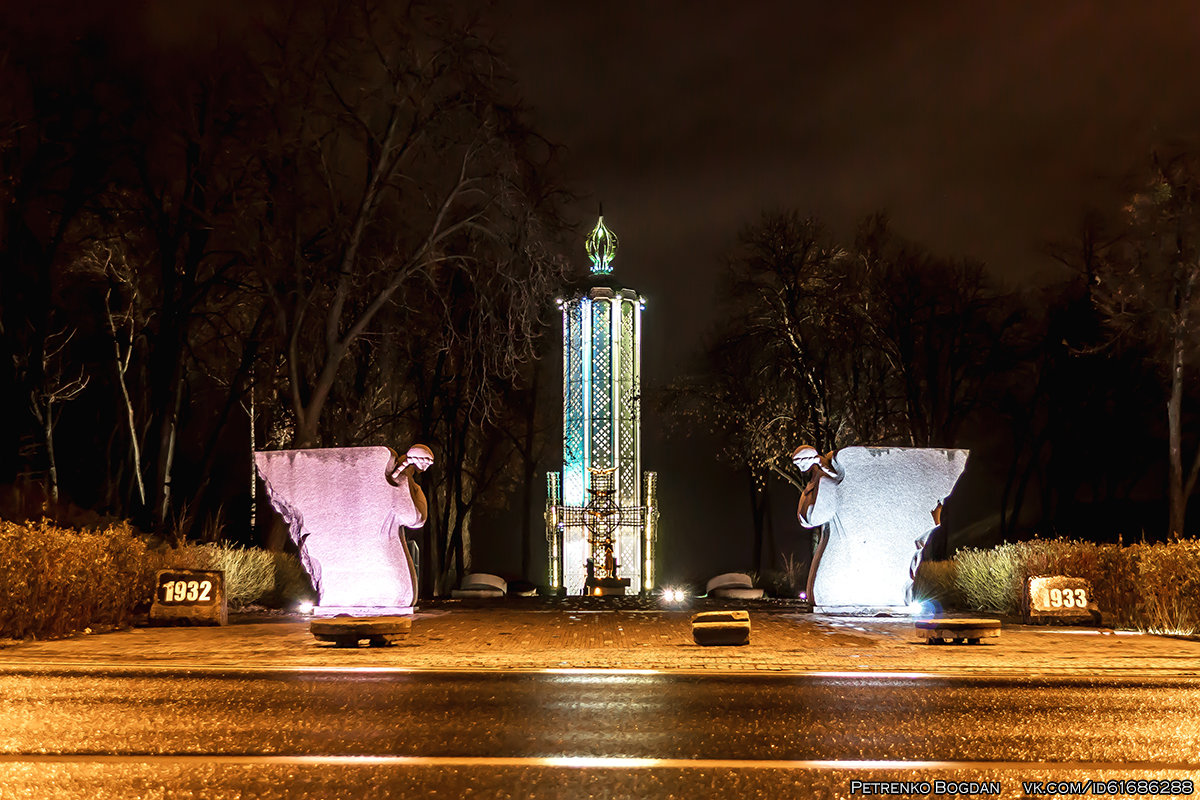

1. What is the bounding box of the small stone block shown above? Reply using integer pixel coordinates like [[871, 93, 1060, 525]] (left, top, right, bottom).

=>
[[1026, 576, 1097, 624], [150, 569, 227, 626], [692, 610, 751, 646], [311, 616, 412, 648], [914, 617, 1000, 645]]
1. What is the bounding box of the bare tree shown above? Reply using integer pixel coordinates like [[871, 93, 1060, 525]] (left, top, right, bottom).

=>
[[1092, 152, 1200, 538], [859, 215, 1014, 447], [240, 2, 569, 585], [669, 212, 1009, 556], [67, 240, 151, 509], [27, 327, 88, 509], [250, 1, 553, 449]]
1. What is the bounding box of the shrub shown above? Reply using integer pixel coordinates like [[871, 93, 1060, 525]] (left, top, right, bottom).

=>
[[912, 559, 963, 611], [0, 518, 315, 639], [932, 537, 1200, 633], [150, 542, 312, 608], [1136, 540, 1200, 634], [0, 519, 151, 639], [954, 544, 1021, 614], [269, 550, 315, 607], [756, 569, 796, 598]]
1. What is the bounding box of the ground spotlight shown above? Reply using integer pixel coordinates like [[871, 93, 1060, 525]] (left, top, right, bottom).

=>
[[661, 587, 687, 603], [297, 601, 315, 616]]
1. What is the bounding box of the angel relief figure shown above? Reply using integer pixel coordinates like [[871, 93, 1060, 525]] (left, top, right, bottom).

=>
[[255, 443, 434, 615], [790, 444, 968, 611]]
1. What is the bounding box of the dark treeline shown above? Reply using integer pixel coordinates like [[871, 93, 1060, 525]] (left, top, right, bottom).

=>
[[669, 153, 1200, 569], [6, 1, 1200, 591], [0, 1, 570, 594]]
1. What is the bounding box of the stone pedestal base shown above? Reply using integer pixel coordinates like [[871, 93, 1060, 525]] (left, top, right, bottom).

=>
[[585, 577, 630, 596], [310, 616, 413, 647], [915, 617, 1001, 645]]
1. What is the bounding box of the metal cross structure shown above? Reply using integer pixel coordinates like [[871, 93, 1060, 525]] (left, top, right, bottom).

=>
[[558, 468, 644, 581]]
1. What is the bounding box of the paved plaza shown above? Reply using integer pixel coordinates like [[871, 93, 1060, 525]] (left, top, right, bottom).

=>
[[2, 599, 1198, 676]]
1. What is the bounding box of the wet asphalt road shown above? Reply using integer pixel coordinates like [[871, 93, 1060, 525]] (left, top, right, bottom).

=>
[[2, 669, 1198, 798]]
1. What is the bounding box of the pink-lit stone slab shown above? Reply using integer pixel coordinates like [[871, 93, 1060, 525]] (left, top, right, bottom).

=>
[[800, 446, 968, 610], [255, 446, 426, 614]]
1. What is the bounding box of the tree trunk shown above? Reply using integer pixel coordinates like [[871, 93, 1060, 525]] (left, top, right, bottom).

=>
[[518, 369, 540, 581], [105, 294, 146, 508], [1168, 332, 1186, 538], [155, 387, 182, 531], [249, 376, 256, 534], [763, 481, 776, 570], [748, 469, 764, 573], [43, 406, 58, 511]]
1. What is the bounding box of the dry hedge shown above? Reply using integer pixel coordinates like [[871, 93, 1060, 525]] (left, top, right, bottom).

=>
[[0, 519, 313, 640], [0, 519, 152, 639], [914, 537, 1200, 633]]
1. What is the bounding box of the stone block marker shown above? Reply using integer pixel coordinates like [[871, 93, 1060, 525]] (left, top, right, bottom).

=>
[[310, 616, 413, 647], [915, 617, 1001, 645], [149, 569, 227, 626], [692, 610, 751, 646], [1025, 575, 1098, 625]]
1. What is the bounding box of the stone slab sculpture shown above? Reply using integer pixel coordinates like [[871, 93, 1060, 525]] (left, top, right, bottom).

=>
[[792, 445, 968, 612], [255, 444, 433, 616], [705, 572, 764, 600], [451, 573, 507, 599]]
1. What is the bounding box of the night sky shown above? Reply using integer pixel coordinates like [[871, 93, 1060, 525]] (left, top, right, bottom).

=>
[[473, 1, 1200, 580], [13, 1, 1200, 583]]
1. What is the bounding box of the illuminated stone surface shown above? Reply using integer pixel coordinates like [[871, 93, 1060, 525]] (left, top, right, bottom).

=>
[[255, 445, 432, 615], [794, 446, 968, 610]]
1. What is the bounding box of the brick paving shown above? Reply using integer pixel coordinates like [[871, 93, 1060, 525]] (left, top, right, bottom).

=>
[[2, 598, 1199, 676]]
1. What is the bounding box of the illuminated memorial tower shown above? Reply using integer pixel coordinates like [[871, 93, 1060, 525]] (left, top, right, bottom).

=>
[[546, 212, 659, 595]]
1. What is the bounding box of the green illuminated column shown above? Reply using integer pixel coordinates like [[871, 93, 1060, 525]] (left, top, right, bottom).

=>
[[546, 213, 657, 595]]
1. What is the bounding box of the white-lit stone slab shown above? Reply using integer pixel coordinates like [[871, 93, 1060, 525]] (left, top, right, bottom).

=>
[[705, 572, 754, 593], [255, 445, 431, 615], [797, 446, 968, 611]]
